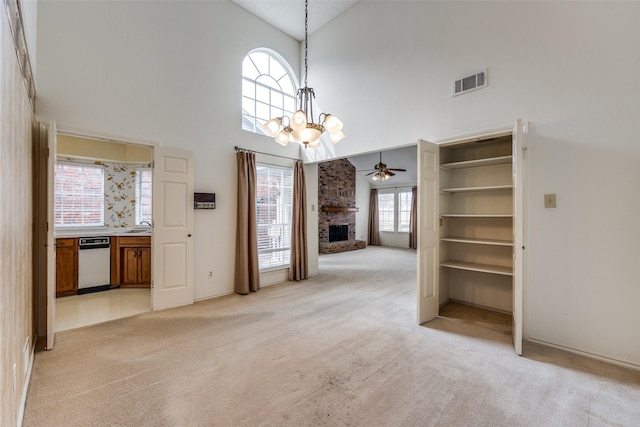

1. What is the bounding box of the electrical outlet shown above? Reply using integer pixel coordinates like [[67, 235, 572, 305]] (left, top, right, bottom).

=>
[[208, 270, 213, 278], [544, 194, 557, 208]]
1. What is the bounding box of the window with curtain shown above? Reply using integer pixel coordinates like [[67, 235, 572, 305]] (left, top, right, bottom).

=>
[[398, 191, 412, 232], [54, 163, 104, 226], [242, 49, 297, 135], [135, 168, 153, 225], [378, 193, 395, 232], [256, 163, 293, 270]]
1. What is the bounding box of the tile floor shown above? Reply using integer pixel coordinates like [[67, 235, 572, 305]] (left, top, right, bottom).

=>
[[55, 288, 151, 332]]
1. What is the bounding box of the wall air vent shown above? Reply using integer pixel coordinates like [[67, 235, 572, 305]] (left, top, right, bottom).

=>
[[453, 69, 488, 96]]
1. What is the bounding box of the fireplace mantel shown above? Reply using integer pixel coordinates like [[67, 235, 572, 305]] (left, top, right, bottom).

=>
[[321, 206, 359, 213]]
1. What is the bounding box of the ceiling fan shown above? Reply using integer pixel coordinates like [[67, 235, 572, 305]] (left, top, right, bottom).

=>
[[364, 152, 407, 181]]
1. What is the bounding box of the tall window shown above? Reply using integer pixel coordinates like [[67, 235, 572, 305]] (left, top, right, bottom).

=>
[[242, 49, 297, 135], [256, 164, 293, 270], [378, 189, 413, 232], [135, 168, 152, 225], [398, 191, 412, 232], [378, 193, 395, 232], [54, 163, 104, 226]]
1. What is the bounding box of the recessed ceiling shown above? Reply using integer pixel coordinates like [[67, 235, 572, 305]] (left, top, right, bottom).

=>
[[232, 0, 358, 41]]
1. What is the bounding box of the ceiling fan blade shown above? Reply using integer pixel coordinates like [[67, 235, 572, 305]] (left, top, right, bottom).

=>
[[365, 171, 376, 176], [387, 168, 407, 172], [386, 171, 396, 176]]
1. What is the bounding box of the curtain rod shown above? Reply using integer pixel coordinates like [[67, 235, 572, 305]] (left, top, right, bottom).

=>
[[373, 185, 417, 189], [234, 146, 299, 162]]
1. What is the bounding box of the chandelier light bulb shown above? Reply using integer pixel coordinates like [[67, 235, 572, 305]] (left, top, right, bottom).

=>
[[296, 126, 322, 145], [329, 130, 346, 144], [275, 129, 291, 146], [290, 110, 307, 132], [308, 138, 321, 148], [324, 115, 343, 134], [263, 118, 282, 137]]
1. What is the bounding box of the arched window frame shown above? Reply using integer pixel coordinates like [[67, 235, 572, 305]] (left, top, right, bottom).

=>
[[241, 48, 298, 135]]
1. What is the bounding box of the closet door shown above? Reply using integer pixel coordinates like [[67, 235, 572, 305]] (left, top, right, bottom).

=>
[[512, 119, 526, 355], [416, 139, 439, 323], [46, 120, 57, 350]]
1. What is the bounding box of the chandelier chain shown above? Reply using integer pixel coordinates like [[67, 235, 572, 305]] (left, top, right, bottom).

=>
[[262, 0, 343, 147], [304, 0, 309, 87]]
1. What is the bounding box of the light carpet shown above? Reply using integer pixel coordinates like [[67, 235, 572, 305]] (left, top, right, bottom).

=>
[[23, 247, 640, 426]]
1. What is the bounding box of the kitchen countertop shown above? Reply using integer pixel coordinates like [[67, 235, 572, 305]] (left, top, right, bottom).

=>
[[55, 228, 152, 238]]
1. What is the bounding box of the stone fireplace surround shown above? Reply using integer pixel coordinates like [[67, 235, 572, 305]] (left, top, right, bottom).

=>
[[318, 159, 366, 254]]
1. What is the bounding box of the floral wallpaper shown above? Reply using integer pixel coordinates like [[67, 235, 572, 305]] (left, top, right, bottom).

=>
[[59, 156, 152, 228]]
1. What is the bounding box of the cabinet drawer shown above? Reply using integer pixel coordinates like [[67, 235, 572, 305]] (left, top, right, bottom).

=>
[[56, 238, 77, 248], [116, 236, 151, 247]]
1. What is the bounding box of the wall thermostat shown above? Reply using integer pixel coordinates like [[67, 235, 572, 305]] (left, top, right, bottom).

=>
[[194, 192, 216, 209]]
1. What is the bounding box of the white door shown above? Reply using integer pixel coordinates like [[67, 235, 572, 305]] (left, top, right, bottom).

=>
[[46, 120, 57, 349], [416, 139, 440, 324], [152, 147, 194, 311], [512, 119, 526, 355]]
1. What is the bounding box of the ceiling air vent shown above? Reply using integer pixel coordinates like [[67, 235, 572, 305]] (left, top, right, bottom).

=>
[[453, 69, 487, 96]]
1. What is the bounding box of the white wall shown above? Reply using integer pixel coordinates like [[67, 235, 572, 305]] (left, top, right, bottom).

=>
[[308, 1, 640, 367], [21, 0, 37, 73], [36, 1, 303, 300], [305, 163, 319, 276], [355, 172, 369, 243]]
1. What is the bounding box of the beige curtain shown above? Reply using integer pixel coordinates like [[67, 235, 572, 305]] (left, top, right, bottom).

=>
[[289, 161, 308, 281], [368, 189, 380, 245], [234, 151, 260, 294], [409, 186, 418, 249]]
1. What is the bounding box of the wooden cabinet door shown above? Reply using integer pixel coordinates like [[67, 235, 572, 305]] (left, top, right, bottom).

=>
[[55, 238, 78, 297], [120, 245, 151, 287], [138, 247, 151, 285], [121, 247, 140, 285]]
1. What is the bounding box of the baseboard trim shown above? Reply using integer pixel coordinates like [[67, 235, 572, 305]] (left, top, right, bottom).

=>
[[17, 337, 36, 427], [194, 290, 233, 302], [527, 337, 640, 372]]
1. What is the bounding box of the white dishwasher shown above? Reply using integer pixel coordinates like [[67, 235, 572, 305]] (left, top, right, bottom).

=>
[[78, 236, 111, 294]]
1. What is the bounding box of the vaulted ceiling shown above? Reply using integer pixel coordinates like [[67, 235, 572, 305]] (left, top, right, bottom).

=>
[[232, 0, 358, 40], [233, 1, 417, 186]]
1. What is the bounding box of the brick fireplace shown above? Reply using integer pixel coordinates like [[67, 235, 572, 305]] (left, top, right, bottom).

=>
[[318, 159, 366, 254]]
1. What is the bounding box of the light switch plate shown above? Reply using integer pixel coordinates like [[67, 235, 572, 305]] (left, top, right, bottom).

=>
[[544, 194, 557, 208]]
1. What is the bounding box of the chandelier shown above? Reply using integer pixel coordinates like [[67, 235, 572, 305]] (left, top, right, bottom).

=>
[[262, 0, 345, 148]]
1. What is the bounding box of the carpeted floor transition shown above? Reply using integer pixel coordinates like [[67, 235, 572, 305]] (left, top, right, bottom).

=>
[[23, 247, 640, 426]]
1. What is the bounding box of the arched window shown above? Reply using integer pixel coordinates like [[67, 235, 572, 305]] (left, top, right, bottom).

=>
[[242, 49, 297, 135]]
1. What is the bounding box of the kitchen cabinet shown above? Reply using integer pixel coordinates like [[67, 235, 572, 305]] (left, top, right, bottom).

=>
[[111, 236, 151, 288], [56, 238, 78, 297]]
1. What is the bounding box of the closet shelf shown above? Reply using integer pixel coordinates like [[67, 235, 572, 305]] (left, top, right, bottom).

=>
[[441, 237, 513, 246], [440, 155, 512, 170], [441, 185, 513, 193], [440, 261, 513, 276]]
